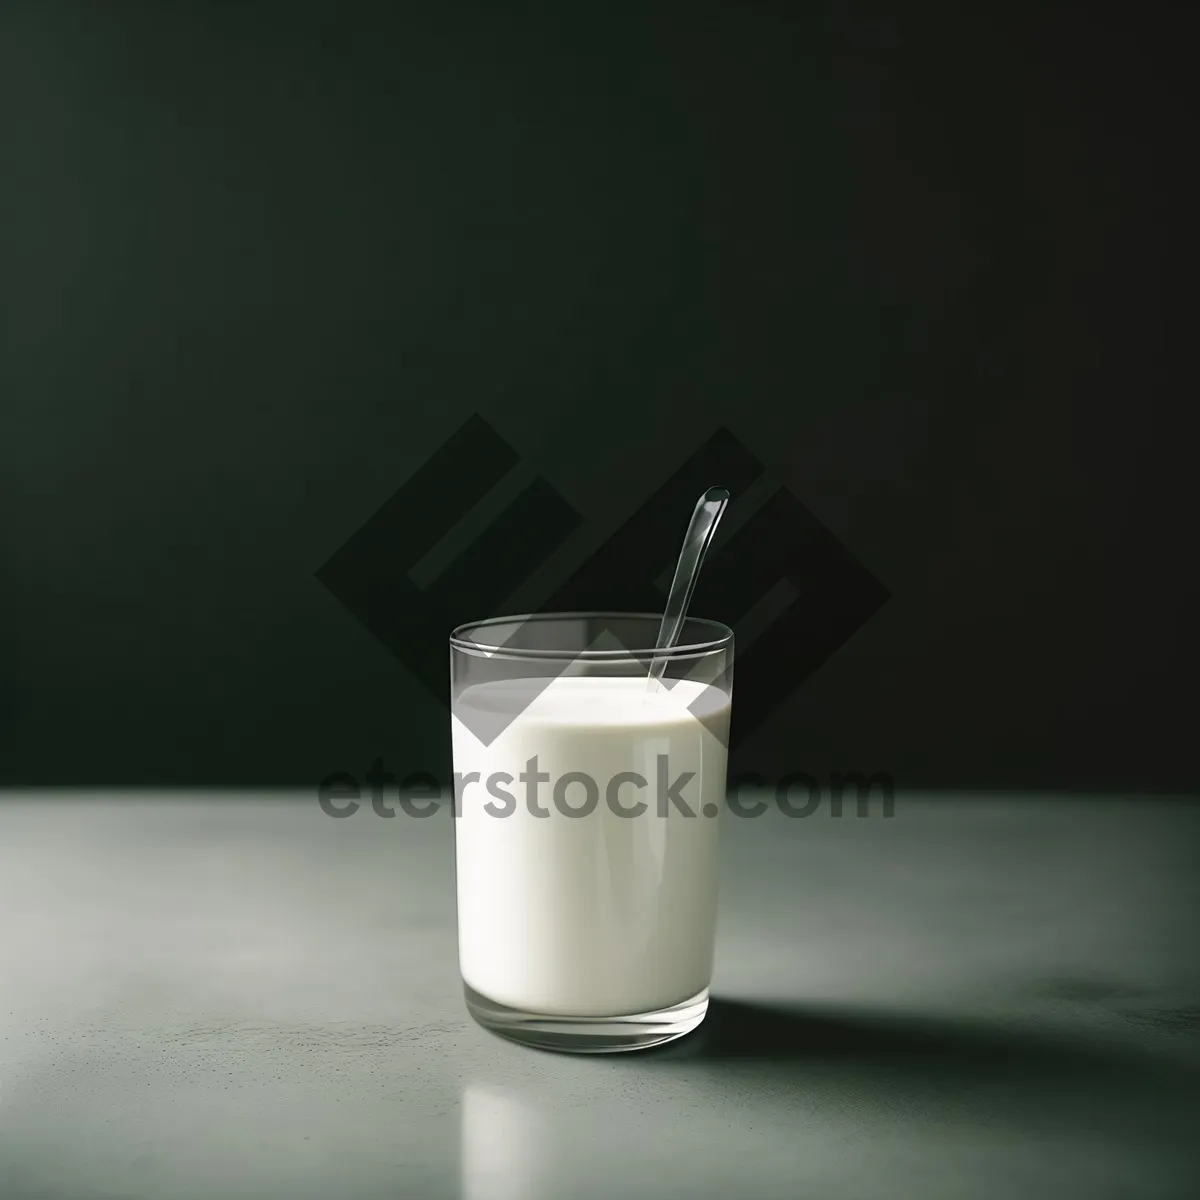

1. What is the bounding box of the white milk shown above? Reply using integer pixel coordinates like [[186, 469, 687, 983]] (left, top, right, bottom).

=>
[[452, 675, 730, 1017]]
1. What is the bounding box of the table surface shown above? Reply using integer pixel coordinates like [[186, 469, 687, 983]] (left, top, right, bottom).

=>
[[2, 792, 1199, 1200]]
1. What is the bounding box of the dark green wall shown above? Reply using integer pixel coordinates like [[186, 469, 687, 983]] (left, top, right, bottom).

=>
[[2, 2, 1195, 789]]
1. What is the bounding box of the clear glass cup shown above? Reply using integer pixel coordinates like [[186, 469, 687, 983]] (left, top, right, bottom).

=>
[[449, 612, 733, 1053]]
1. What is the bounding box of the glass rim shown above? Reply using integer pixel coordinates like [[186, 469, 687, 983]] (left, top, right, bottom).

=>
[[449, 611, 734, 661]]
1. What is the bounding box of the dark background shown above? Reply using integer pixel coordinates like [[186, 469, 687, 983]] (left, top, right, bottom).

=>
[[2, 1, 1195, 791]]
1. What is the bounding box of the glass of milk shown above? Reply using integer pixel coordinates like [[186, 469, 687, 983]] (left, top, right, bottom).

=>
[[450, 612, 733, 1052]]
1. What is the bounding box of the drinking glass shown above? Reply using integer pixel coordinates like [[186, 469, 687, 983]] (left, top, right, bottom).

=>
[[449, 612, 733, 1052]]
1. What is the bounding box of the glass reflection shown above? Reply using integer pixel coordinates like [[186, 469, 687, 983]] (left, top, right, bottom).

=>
[[459, 1082, 555, 1200]]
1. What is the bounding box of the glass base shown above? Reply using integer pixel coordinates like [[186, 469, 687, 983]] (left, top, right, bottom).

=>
[[463, 983, 709, 1054]]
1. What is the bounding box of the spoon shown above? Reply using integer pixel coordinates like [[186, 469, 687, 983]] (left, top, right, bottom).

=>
[[646, 485, 730, 691]]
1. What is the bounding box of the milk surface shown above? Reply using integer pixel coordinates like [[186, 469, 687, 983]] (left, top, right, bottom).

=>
[[452, 675, 730, 1016]]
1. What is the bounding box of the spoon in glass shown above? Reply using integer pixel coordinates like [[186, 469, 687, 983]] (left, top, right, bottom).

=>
[[646, 485, 730, 693]]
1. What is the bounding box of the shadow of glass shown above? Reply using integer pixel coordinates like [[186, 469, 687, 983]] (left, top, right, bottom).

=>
[[642, 997, 1155, 1063], [624, 997, 1200, 1145]]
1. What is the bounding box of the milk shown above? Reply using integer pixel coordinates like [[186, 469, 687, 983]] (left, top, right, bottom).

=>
[[452, 675, 730, 1017]]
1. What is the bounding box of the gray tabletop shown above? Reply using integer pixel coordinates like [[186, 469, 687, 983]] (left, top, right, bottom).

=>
[[3, 792, 1199, 1199]]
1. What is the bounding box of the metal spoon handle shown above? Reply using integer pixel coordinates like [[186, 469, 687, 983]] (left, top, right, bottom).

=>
[[647, 486, 730, 689]]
